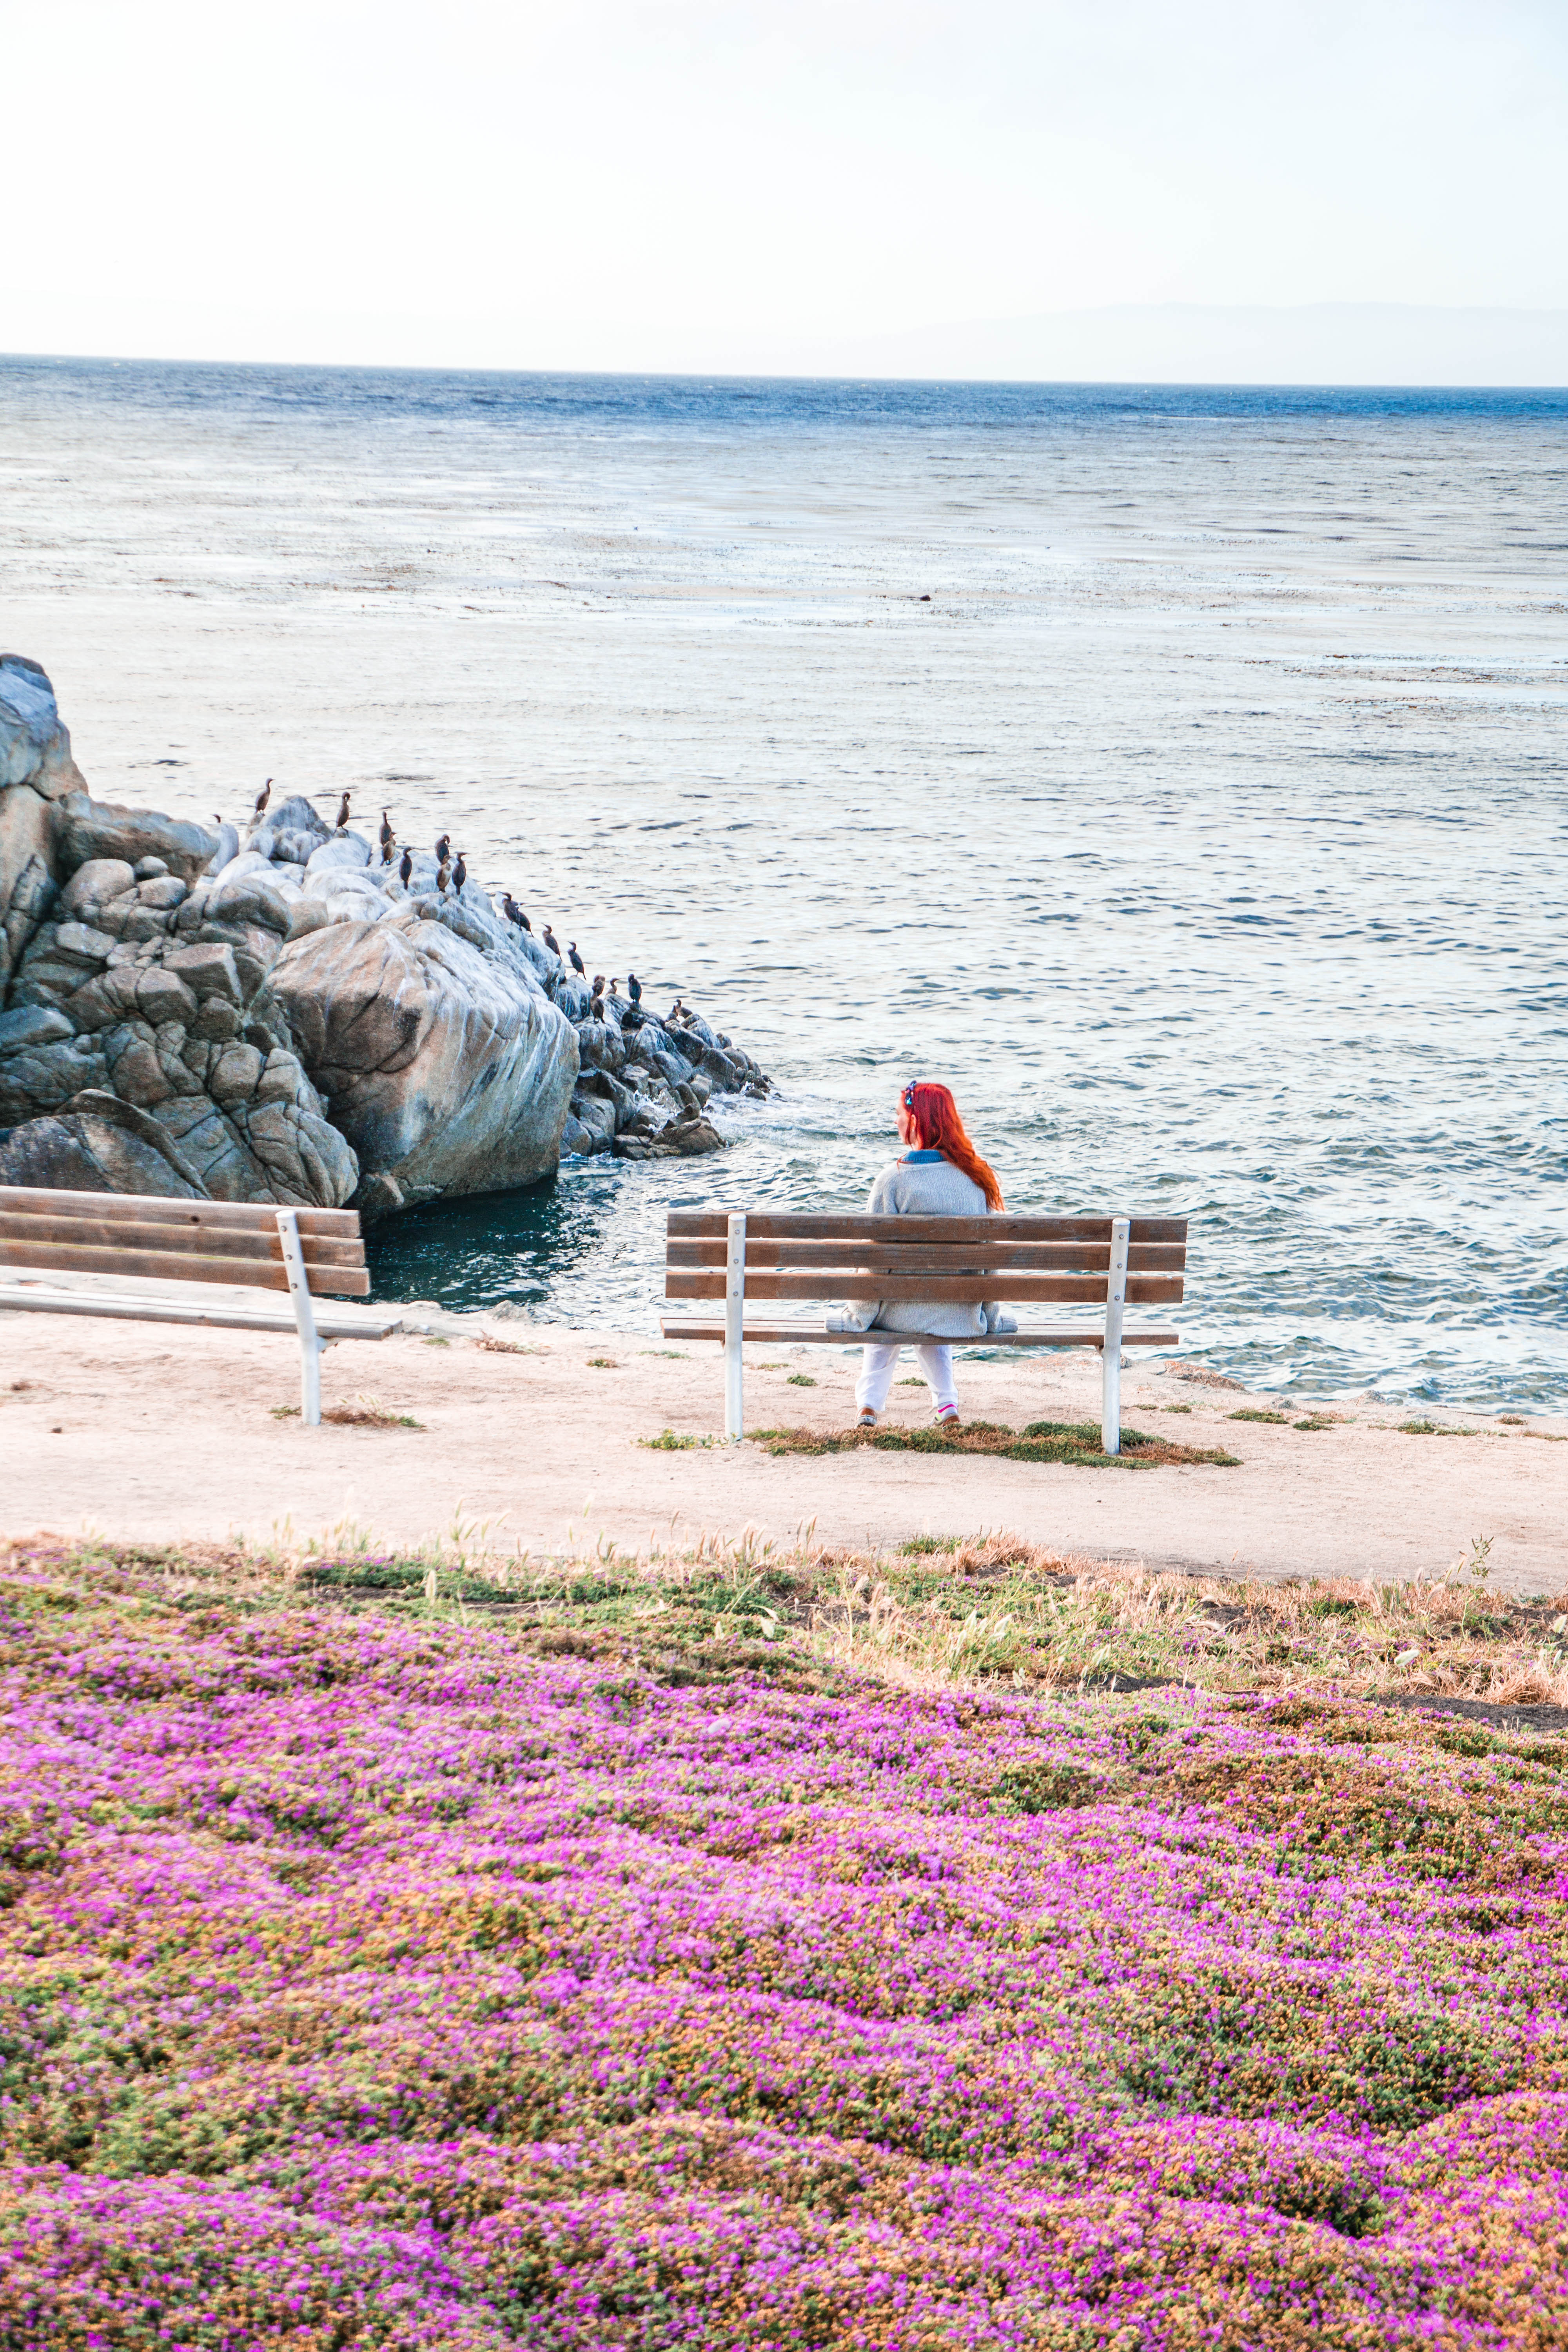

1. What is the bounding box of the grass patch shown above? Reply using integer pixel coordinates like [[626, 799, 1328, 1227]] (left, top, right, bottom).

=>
[[272, 1396, 423, 1429], [750, 1417, 1240, 1470], [1400, 1419, 1477, 1437], [1294, 1414, 1342, 1431], [1229, 1408, 1289, 1424], [475, 1332, 546, 1356], [786, 1374, 818, 1387], [586, 1357, 617, 1368], [897, 1377, 926, 1387], [422, 1336, 451, 1348], [638, 1349, 689, 1358], [640, 1429, 715, 1451]]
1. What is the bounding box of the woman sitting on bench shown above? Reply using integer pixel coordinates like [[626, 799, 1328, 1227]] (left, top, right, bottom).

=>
[[832, 1079, 1014, 1430]]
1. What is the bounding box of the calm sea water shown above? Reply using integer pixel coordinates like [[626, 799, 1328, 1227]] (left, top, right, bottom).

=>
[[3, 358, 1565, 1405]]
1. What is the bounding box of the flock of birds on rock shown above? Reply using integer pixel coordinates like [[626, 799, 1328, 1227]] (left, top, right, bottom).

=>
[[248, 780, 664, 1025]]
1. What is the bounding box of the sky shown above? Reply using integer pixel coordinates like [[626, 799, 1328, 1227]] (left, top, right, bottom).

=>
[[4, 0, 1567, 373]]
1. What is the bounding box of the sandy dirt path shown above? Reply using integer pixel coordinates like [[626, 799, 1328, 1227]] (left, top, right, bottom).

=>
[[4, 1308, 1565, 1591]]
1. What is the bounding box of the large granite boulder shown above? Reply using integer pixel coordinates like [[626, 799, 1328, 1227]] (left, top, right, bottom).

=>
[[270, 897, 578, 1216]]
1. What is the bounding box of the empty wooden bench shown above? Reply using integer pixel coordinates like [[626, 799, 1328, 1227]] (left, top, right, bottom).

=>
[[662, 1209, 1186, 1454], [0, 1185, 397, 1425]]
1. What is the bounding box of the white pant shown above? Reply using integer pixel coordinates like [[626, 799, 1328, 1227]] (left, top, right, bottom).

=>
[[855, 1342, 957, 1416]]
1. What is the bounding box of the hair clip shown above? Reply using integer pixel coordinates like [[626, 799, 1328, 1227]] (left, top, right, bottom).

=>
[[903, 1082, 918, 1108]]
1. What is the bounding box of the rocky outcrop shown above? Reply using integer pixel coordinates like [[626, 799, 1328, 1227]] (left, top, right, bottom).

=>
[[0, 659, 771, 1216], [271, 901, 576, 1216]]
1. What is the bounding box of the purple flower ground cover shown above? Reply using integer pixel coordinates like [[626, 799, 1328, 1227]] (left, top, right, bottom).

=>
[[2, 1546, 1567, 2347]]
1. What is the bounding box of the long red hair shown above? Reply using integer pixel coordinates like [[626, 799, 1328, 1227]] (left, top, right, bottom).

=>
[[904, 1082, 1004, 1211]]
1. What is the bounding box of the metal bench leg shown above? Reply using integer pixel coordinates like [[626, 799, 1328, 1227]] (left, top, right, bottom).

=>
[[276, 1209, 323, 1426], [724, 1210, 746, 1443], [1102, 1216, 1129, 1457]]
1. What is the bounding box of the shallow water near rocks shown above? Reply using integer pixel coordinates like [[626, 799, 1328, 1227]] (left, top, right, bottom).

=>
[[3, 361, 1565, 1406]]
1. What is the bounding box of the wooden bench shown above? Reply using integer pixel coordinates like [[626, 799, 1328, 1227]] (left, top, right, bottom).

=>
[[0, 1185, 397, 1425], [662, 1209, 1186, 1455]]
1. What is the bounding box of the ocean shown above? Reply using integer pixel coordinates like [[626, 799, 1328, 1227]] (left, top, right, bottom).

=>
[[2, 359, 1565, 1405]]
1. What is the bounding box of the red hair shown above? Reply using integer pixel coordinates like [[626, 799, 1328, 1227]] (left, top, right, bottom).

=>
[[904, 1082, 1004, 1211]]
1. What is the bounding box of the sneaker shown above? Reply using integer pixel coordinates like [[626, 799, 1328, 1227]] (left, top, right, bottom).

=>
[[934, 1405, 960, 1429], [857, 1408, 878, 1429]]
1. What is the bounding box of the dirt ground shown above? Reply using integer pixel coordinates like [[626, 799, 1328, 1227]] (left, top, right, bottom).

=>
[[4, 1304, 1565, 1591]]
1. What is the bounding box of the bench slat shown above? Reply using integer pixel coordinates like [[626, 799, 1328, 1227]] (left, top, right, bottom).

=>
[[661, 1319, 1180, 1350], [666, 1271, 1185, 1305], [0, 1184, 362, 1238], [0, 1238, 371, 1296], [0, 1211, 365, 1270], [666, 1238, 1187, 1274], [667, 1210, 1188, 1245]]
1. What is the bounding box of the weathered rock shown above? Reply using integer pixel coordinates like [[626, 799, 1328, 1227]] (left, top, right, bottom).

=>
[[0, 1004, 73, 1056], [568, 1091, 617, 1152], [270, 907, 578, 1214], [664, 1112, 724, 1156], [251, 797, 331, 864], [0, 1090, 206, 1198], [58, 792, 217, 883], [304, 833, 371, 882], [0, 655, 86, 798], [60, 859, 136, 918], [203, 822, 241, 877]]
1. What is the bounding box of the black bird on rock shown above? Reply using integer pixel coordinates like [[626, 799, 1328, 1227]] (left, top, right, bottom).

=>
[[502, 894, 531, 933], [379, 810, 395, 862], [399, 847, 413, 887], [254, 778, 272, 818], [336, 791, 352, 831], [435, 833, 451, 865], [452, 852, 467, 893], [589, 993, 604, 1021], [567, 941, 586, 976], [542, 924, 562, 960], [436, 855, 452, 896], [627, 972, 642, 1007], [591, 973, 605, 997]]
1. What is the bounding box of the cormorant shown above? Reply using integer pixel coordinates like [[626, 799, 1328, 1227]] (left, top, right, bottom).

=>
[[627, 972, 642, 1006], [590, 973, 605, 996], [567, 940, 586, 976], [254, 778, 272, 818], [435, 832, 451, 864], [542, 925, 562, 959], [398, 846, 413, 887], [503, 894, 531, 932], [379, 811, 395, 862], [452, 852, 467, 893], [607, 977, 622, 997], [436, 855, 452, 895], [336, 791, 352, 831], [589, 993, 604, 1020]]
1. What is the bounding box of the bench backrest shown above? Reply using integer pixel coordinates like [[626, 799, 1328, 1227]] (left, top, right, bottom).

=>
[[666, 1211, 1186, 1308], [0, 1186, 370, 1297]]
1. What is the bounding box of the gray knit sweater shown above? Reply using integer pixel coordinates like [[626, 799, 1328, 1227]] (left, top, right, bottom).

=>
[[827, 1150, 1015, 1340]]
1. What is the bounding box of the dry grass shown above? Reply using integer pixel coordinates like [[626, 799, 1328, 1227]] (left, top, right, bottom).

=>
[[271, 1394, 423, 1429], [8, 1520, 1565, 1719]]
